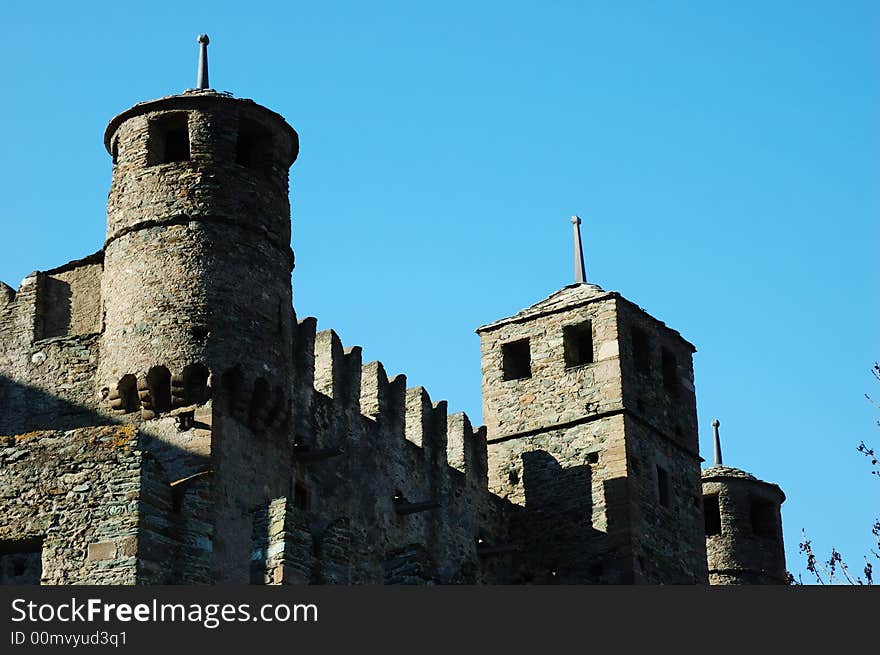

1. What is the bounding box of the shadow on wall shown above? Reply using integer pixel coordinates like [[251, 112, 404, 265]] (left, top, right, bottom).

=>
[[508, 449, 630, 584], [0, 373, 110, 435], [0, 375, 215, 585], [0, 369, 299, 585]]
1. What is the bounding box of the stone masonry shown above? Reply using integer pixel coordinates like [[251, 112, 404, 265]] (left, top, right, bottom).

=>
[[0, 52, 787, 585], [702, 466, 787, 584], [477, 283, 706, 583]]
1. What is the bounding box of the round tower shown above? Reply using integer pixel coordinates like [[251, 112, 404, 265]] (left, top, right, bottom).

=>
[[701, 419, 787, 584], [98, 52, 298, 422]]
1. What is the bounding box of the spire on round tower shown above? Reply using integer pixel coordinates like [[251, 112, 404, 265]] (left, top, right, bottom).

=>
[[571, 215, 587, 284], [197, 34, 210, 89], [712, 418, 723, 466]]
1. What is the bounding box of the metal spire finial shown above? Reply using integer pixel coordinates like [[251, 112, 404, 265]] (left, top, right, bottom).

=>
[[571, 215, 587, 284], [197, 34, 210, 89], [711, 419, 723, 467]]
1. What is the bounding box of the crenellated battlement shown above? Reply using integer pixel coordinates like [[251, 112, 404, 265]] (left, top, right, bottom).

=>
[[0, 281, 16, 305], [292, 313, 488, 489]]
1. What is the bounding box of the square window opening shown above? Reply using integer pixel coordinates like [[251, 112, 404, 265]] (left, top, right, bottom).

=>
[[147, 113, 190, 166], [632, 327, 651, 374], [502, 339, 532, 381], [236, 118, 275, 172], [563, 321, 594, 368], [751, 499, 776, 538]]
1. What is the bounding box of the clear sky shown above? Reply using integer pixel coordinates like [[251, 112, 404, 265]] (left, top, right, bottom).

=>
[[1, 1, 876, 582]]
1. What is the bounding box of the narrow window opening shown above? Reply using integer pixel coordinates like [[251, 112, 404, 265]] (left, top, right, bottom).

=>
[[662, 347, 679, 396], [656, 465, 671, 508], [563, 320, 594, 368], [147, 113, 190, 166], [111, 139, 119, 165], [508, 469, 520, 485], [146, 366, 173, 414], [236, 118, 274, 173], [704, 494, 721, 536], [751, 499, 776, 537], [502, 338, 531, 381], [586, 451, 599, 465], [632, 327, 651, 373]]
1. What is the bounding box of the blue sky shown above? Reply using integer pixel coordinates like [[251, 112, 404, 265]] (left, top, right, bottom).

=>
[[1, 1, 877, 582]]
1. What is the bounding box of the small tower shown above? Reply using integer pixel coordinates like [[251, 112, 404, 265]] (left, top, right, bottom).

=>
[[100, 38, 298, 394], [701, 420, 787, 584], [477, 217, 707, 583], [98, 36, 299, 581]]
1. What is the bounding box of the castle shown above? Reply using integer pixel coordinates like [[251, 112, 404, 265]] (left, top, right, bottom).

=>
[[0, 38, 787, 585]]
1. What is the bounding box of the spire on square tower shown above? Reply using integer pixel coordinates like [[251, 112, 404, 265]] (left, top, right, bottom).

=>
[[571, 215, 587, 284]]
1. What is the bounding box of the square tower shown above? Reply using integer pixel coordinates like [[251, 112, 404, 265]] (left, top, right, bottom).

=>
[[477, 282, 707, 583]]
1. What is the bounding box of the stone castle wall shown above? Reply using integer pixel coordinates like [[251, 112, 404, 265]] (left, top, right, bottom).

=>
[[0, 298, 507, 584], [0, 256, 105, 436], [615, 298, 707, 583], [0, 426, 172, 585], [624, 416, 707, 583], [0, 85, 786, 586], [282, 316, 503, 584], [0, 245, 782, 587], [34, 255, 103, 341]]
